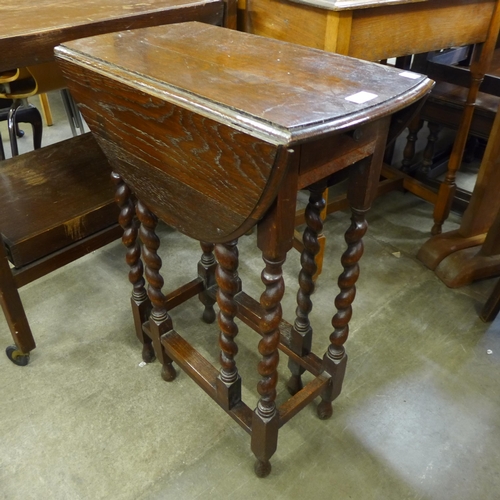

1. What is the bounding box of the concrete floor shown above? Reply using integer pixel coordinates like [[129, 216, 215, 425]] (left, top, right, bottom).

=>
[[1, 93, 500, 500]]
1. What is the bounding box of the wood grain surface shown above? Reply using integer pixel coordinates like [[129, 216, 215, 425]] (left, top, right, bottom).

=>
[[55, 22, 432, 242], [0, 0, 227, 72]]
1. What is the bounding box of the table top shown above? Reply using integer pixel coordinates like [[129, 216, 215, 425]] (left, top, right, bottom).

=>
[[55, 22, 432, 242], [56, 22, 432, 145], [0, 0, 226, 72], [287, 0, 426, 12]]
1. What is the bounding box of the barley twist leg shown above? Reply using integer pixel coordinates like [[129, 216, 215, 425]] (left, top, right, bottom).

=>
[[136, 199, 176, 381]]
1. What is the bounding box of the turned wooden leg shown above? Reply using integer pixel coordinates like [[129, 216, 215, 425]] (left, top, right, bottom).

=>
[[319, 208, 367, 420], [251, 252, 284, 478], [136, 199, 176, 381], [401, 116, 424, 172], [215, 240, 242, 410], [318, 152, 382, 420], [432, 68, 485, 236], [421, 122, 442, 174], [112, 172, 154, 363], [287, 181, 326, 396], [198, 242, 217, 324]]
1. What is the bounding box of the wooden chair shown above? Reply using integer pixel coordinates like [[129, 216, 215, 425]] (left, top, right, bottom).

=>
[[0, 133, 121, 365], [395, 0, 500, 235], [0, 97, 43, 160], [0, 62, 82, 156]]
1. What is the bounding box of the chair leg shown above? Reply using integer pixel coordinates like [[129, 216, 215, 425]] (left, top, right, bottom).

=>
[[61, 89, 84, 136], [401, 115, 424, 172], [7, 101, 43, 156], [7, 102, 20, 156], [25, 105, 43, 150], [420, 122, 442, 174], [38, 93, 53, 126], [0, 131, 4, 161]]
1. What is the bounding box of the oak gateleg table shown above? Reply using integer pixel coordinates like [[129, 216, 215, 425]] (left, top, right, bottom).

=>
[[55, 22, 432, 476]]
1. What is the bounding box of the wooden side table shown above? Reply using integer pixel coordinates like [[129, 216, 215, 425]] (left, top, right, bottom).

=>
[[56, 22, 432, 476]]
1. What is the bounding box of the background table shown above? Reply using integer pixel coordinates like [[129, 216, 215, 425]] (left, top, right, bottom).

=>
[[0, 0, 234, 73]]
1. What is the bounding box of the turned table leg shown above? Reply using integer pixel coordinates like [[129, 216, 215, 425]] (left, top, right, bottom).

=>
[[136, 199, 176, 381], [198, 242, 217, 324], [318, 153, 381, 419], [112, 172, 154, 363], [287, 180, 327, 396], [318, 208, 366, 419], [252, 251, 284, 478], [215, 240, 242, 410]]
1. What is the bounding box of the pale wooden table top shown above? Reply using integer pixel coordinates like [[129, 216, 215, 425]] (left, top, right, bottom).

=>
[[287, 0, 426, 12]]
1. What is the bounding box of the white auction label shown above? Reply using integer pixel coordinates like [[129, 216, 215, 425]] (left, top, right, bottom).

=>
[[345, 91, 378, 104], [399, 71, 421, 79]]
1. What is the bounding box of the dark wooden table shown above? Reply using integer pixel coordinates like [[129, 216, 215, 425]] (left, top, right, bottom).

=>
[[56, 22, 432, 475], [0, 0, 234, 73]]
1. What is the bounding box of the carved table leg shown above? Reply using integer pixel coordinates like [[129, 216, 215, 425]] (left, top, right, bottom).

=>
[[319, 156, 375, 420], [112, 172, 154, 363], [287, 181, 326, 396], [401, 116, 424, 172], [198, 242, 217, 324], [252, 253, 284, 478], [136, 199, 176, 381], [215, 240, 242, 410], [420, 122, 442, 174]]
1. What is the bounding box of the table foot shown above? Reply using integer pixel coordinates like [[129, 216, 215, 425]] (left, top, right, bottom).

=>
[[317, 399, 333, 420], [434, 246, 500, 288], [161, 363, 177, 382], [254, 459, 272, 478], [202, 307, 216, 324], [417, 229, 486, 270], [286, 373, 303, 396], [142, 343, 156, 363]]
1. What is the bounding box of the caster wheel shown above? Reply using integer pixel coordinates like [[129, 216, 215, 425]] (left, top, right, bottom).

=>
[[6, 345, 30, 366]]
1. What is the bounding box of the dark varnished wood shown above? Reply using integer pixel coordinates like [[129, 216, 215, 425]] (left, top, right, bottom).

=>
[[57, 22, 431, 244], [56, 22, 432, 475], [1, 0, 235, 362], [0, 133, 121, 358], [112, 171, 155, 363], [1, 133, 118, 267], [0, 0, 231, 73]]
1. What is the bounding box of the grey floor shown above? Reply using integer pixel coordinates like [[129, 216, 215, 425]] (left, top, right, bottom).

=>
[[1, 93, 499, 500]]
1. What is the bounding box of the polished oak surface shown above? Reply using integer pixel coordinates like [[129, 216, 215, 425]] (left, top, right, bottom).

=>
[[0, 0, 227, 72], [289, 0, 425, 11], [56, 22, 431, 243]]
